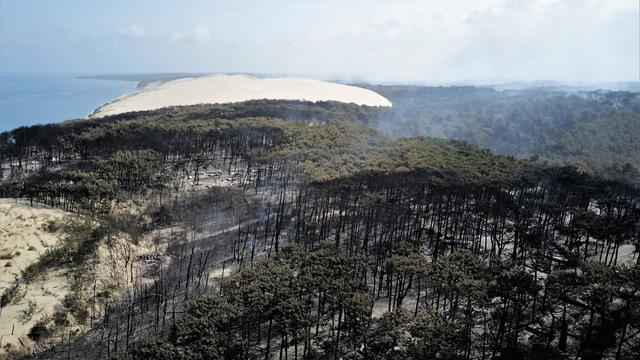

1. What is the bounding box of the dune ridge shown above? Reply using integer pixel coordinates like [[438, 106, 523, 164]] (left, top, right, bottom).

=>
[[91, 74, 392, 118]]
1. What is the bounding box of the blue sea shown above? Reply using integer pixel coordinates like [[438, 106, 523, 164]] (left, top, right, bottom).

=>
[[0, 74, 137, 132]]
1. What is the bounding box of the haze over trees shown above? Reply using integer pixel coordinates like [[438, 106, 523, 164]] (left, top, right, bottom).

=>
[[0, 99, 639, 359], [361, 85, 640, 181]]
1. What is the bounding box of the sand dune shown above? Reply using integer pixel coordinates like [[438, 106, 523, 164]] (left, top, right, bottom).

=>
[[91, 74, 392, 118], [0, 200, 68, 352]]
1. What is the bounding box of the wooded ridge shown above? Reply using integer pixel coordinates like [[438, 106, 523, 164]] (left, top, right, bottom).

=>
[[0, 98, 638, 359]]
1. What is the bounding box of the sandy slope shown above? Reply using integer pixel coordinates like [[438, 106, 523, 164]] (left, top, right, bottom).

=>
[[91, 74, 392, 118], [0, 200, 68, 353], [0, 200, 154, 354]]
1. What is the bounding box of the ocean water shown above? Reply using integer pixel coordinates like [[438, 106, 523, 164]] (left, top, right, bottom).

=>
[[0, 74, 136, 132]]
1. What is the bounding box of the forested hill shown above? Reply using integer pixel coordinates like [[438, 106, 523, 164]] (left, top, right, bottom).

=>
[[0, 100, 639, 359], [0, 100, 518, 187], [359, 85, 640, 181]]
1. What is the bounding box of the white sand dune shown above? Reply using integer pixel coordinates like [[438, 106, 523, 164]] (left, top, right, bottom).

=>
[[91, 74, 392, 118]]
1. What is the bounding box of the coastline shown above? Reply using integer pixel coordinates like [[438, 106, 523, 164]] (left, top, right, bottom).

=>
[[87, 80, 162, 118], [0, 74, 138, 132], [88, 77, 198, 118]]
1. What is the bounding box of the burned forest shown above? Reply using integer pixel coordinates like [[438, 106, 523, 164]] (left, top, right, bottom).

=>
[[0, 100, 639, 360]]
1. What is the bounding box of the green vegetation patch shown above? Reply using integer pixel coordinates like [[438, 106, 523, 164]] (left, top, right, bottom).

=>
[[22, 218, 105, 282]]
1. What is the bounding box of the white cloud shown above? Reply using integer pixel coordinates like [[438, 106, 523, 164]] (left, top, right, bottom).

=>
[[9, 0, 634, 82], [120, 23, 146, 40], [169, 25, 211, 44], [279, 0, 639, 82], [192, 25, 211, 43]]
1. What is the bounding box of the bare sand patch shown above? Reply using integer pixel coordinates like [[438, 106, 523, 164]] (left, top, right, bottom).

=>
[[0, 199, 68, 353], [91, 74, 392, 118]]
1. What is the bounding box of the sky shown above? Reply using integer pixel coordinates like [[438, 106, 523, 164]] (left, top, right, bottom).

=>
[[0, 0, 638, 83]]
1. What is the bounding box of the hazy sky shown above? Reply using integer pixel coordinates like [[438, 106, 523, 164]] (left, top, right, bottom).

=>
[[1, 0, 638, 82]]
